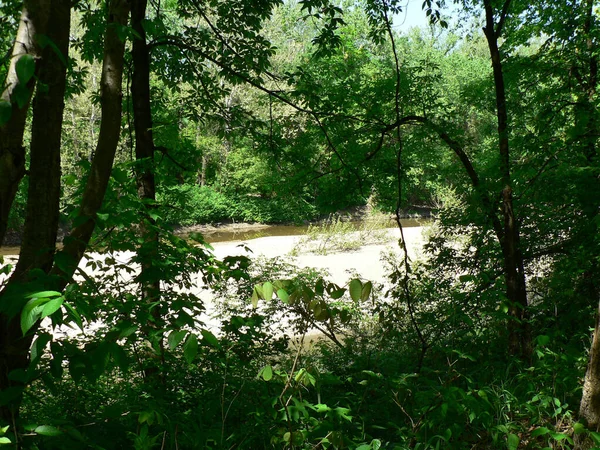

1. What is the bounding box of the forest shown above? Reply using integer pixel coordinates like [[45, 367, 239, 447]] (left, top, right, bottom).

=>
[[0, 0, 599, 448]]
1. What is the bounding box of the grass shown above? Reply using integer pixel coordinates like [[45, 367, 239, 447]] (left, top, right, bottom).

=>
[[289, 213, 392, 256]]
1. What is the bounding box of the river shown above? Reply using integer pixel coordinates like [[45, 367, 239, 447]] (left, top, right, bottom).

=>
[[0, 218, 425, 257]]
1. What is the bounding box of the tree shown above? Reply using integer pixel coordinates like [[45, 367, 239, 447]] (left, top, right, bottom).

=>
[[0, 0, 130, 428]]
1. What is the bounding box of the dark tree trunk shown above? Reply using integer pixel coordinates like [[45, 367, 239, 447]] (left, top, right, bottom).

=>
[[483, 0, 531, 358], [131, 0, 163, 379], [577, 0, 600, 443], [0, 0, 70, 427], [0, 0, 51, 245]]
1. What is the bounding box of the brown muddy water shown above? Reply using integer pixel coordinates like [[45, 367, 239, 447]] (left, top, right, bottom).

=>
[[0, 218, 425, 257]]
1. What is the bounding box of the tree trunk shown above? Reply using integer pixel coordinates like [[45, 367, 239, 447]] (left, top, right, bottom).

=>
[[483, 0, 531, 358], [0, 0, 69, 427], [577, 0, 600, 443], [0, 0, 50, 245], [57, 0, 130, 280], [131, 0, 163, 379]]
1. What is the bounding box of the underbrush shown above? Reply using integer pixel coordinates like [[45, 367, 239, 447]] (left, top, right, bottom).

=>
[[10, 211, 594, 449], [158, 185, 318, 225], [17, 247, 591, 449]]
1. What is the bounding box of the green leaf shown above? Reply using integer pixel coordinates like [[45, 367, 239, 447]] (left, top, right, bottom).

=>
[[21, 299, 45, 335], [26, 291, 61, 299], [549, 431, 572, 443], [329, 288, 345, 299], [361, 281, 372, 301], [262, 282, 274, 301], [0, 437, 11, 444], [315, 278, 325, 296], [251, 287, 259, 308], [573, 422, 586, 435], [34, 425, 61, 436], [168, 330, 187, 350], [117, 324, 138, 338], [183, 334, 198, 364], [590, 431, 600, 444], [507, 433, 519, 450], [16, 54, 35, 84], [63, 303, 84, 331], [531, 427, 550, 437], [349, 279, 362, 302], [0, 100, 11, 125], [41, 297, 63, 319], [277, 288, 289, 303], [259, 365, 273, 381], [201, 329, 219, 347], [12, 83, 30, 109]]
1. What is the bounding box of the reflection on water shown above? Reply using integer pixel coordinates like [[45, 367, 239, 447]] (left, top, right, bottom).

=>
[[0, 218, 425, 256]]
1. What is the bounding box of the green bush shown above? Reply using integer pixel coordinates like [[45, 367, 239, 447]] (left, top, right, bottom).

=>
[[158, 184, 318, 225]]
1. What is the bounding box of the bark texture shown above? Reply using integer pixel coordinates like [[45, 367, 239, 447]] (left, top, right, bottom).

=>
[[0, 0, 51, 245], [0, 0, 69, 426]]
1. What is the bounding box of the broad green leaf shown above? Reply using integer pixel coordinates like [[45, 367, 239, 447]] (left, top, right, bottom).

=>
[[507, 433, 519, 450], [34, 425, 61, 436], [26, 291, 61, 299], [183, 334, 198, 364], [30, 333, 51, 365], [0, 100, 11, 125], [259, 365, 273, 381], [288, 292, 298, 305], [349, 279, 362, 302], [0, 437, 11, 444], [63, 303, 84, 331], [168, 330, 187, 350], [329, 288, 345, 299], [277, 288, 289, 303], [117, 324, 138, 338], [315, 278, 324, 296], [361, 281, 372, 301], [12, 83, 30, 109], [262, 282, 274, 301], [16, 54, 35, 84], [590, 431, 600, 444], [549, 432, 572, 443], [21, 299, 45, 335], [314, 302, 329, 321], [201, 329, 219, 347], [314, 403, 330, 413], [41, 297, 63, 319], [531, 427, 549, 437], [573, 422, 586, 434]]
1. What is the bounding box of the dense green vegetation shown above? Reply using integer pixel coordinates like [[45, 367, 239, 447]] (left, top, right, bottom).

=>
[[0, 0, 599, 448]]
